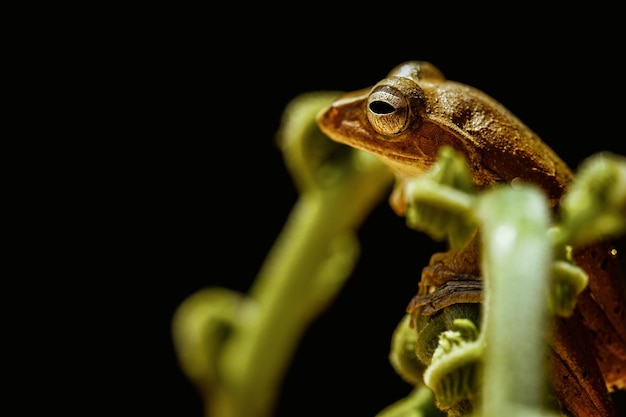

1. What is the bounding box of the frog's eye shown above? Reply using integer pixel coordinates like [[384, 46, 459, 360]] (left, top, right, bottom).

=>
[[367, 86, 409, 136]]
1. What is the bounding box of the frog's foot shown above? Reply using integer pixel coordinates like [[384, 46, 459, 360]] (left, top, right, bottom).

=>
[[408, 275, 483, 318], [407, 245, 483, 320]]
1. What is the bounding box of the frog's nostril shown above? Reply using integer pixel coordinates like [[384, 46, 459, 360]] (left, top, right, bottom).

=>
[[369, 101, 396, 115]]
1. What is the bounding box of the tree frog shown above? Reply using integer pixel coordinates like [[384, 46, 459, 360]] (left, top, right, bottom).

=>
[[316, 61, 626, 417]]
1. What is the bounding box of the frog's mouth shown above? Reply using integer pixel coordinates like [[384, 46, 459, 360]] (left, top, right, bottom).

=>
[[323, 127, 435, 178], [371, 151, 434, 178]]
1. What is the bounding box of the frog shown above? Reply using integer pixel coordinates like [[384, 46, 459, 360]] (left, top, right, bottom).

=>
[[316, 61, 626, 417]]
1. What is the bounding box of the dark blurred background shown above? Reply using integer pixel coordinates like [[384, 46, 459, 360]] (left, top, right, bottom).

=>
[[117, 7, 626, 417]]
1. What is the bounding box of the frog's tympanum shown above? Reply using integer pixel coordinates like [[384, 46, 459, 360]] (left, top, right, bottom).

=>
[[317, 61, 626, 417]]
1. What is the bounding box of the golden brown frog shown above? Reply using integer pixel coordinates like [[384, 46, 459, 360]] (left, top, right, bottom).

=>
[[316, 61, 626, 417]]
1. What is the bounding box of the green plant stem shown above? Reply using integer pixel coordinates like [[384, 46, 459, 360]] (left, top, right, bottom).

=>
[[376, 385, 445, 417], [219, 152, 394, 417], [476, 185, 558, 417]]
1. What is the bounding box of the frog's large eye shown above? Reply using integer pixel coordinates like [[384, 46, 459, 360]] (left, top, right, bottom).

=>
[[367, 86, 409, 136]]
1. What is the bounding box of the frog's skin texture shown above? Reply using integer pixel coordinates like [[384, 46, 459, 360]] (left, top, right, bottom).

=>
[[317, 61, 626, 417]]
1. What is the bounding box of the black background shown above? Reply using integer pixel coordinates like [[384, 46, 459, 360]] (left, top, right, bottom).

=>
[[114, 7, 626, 417]]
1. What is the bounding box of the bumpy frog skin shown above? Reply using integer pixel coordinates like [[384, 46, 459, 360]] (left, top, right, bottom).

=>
[[317, 61, 626, 417]]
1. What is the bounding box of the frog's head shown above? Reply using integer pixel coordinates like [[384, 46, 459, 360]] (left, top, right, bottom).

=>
[[316, 61, 457, 178]]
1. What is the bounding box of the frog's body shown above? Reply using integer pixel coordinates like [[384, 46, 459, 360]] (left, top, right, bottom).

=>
[[317, 61, 572, 214], [316, 61, 626, 417]]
